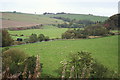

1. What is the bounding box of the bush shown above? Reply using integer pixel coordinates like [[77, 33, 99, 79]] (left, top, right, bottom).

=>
[[83, 26, 109, 36], [2, 30, 13, 47], [38, 34, 45, 42], [44, 36, 49, 41], [24, 56, 37, 74], [20, 34, 24, 36], [59, 51, 117, 78], [2, 48, 27, 74], [62, 29, 88, 39], [29, 34, 38, 43]]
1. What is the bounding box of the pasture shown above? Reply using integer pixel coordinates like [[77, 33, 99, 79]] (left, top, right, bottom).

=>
[[2, 12, 108, 28], [2, 12, 64, 28], [45, 14, 108, 22], [9, 26, 68, 40], [10, 35, 118, 77]]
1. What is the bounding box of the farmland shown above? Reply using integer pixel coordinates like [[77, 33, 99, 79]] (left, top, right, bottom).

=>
[[10, 35, 118, 77], [1, 12, 108, 28], [1, 12, 64, 28], [2, 12, 119, 78], [44, 14, 108, 22], [9, 26, 68, 40]]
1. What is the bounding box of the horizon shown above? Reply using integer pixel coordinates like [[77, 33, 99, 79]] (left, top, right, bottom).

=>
[[1, 11, 110, 17], [0, 0, 119, 17]]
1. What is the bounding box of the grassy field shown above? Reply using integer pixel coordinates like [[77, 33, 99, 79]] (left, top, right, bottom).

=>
[[2, 12, 108, 28], [10, 35, 118, 77], [45, 14, 108, 22], [9, 26, 68, 40], [2, 12, 64, 28]]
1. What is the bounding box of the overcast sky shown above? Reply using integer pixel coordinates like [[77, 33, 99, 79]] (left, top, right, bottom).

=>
[[0, 0, 119, 17]]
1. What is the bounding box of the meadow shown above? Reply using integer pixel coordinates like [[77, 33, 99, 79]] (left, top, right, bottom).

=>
[[9, 26, 69, 40], [10, 35, 118, 77], [45, 14, 108, 22]]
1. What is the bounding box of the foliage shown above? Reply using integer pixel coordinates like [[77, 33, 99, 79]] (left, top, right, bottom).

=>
[[24, 56, 37, 74], [2, 30, 13, 47], [62, 30, 75, 39], [83, 25, 109, 36], [29, 33, 38, 43], [2, 48, 27, 74], [2, 48, 43, 78], [44, 36, 49, 41], [60, 52, 118, 78], [38, 34, 45, 42], [104, 14, 120, 30], [62, 29, 88, 39], [57, 19, 96, 28]]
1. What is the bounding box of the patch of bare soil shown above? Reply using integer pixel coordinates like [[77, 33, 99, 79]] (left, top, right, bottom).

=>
[[1, 20, 40, 28]]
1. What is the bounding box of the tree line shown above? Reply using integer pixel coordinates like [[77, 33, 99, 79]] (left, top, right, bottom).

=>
[[62, 25, 110, 39]]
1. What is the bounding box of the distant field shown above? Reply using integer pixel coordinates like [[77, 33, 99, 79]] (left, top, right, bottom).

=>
[[10, 35, 118, 77], [9, 26, 68, 40], [1, 12, 64, 28], [1, 12, 109, 28], [44, 14, 108, 22]]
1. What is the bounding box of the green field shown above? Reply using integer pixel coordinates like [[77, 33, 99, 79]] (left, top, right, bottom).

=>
[[10, 35, 118, 77], [44, 14, 108, 22], [9, 26, 68, 40]]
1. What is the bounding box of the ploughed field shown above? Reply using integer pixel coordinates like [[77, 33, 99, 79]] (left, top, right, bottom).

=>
[[10, 35, 118, 77]]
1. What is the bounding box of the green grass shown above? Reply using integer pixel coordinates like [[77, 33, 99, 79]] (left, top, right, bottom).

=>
[[44, 14, 108, 22], [10, 35, 118, 77], [9, 26, 68, 40], [110, 30, 120, 33]]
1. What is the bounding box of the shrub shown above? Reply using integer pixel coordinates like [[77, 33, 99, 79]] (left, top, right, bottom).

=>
[[38, 34, 45, 42], [2, 30, 13, 47], [24, 56, 37, 74], [29, 34, 38, 43], [44, 36, 49, 41], [20, 34, 24, 36], [2, 48, 27, 74], [62, 29, 88, 39], [83, 26, 109, 36], [59, 51, 117, 78]]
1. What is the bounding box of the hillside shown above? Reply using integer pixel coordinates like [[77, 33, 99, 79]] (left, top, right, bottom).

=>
[[104, 14, 120, 30], [1, 12, 64, 28], [11, 35, 118, 77], [1, 12, 108, 28], [44, 14, 108, 22]]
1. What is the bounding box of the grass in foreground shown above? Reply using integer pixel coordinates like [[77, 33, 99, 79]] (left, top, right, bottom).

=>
[[10, 35, 118, 77]]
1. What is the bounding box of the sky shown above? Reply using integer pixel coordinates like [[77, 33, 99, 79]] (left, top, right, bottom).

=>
[[0, 0, 119, 17]]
